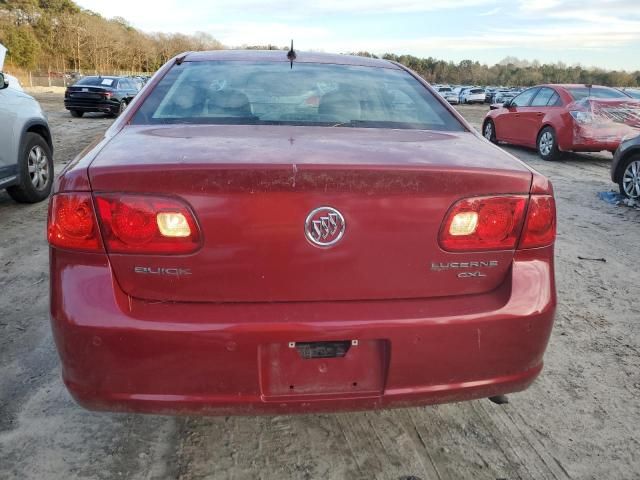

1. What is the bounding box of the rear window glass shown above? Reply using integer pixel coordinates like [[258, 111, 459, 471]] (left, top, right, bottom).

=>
[[75, 77, 117, 87], [470, 89, 484, 94], [566, 87, 629, 101], [625, 89, 640, 99], [132, 61, 465, 131]]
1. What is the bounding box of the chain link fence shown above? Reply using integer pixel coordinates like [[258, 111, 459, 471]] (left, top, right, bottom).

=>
[[6, 70, 154, 88]]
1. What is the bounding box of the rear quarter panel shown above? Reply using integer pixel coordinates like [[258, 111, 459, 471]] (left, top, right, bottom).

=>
[[544, 109, 574, 151]]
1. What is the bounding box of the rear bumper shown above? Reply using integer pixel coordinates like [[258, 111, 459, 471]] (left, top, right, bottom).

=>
[[566, 124, 637, 152], [64, 99, 118, 113], [50, 247, 556, 415]]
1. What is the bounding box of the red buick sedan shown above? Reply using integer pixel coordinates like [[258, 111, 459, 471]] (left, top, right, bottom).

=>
[[48, 50, 556, 415], [483, 84, 639, 161]]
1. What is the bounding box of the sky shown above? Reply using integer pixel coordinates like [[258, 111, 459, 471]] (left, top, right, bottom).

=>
[[74, 0, 640, 71]]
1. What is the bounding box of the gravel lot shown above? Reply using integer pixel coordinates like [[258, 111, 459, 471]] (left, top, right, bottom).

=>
[[1, 95, 639, 480]]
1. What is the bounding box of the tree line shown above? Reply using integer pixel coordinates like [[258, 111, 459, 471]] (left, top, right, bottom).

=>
[[374, 53, 640, 87], [0, 0, 223, 74], [1, 0, 639, 87]]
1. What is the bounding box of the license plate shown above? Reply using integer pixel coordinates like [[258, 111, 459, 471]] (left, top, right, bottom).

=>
[[295, 340, 351, 359]]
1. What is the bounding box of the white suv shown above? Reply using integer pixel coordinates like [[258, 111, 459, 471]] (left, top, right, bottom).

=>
[[0, 72, 53, 203], [461, 88, 486, 104]]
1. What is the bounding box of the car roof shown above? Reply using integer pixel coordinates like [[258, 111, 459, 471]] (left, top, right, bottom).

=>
[[540, 84, 619, 90], [82, 75, 122, 80], [183, 50, 401, 70]]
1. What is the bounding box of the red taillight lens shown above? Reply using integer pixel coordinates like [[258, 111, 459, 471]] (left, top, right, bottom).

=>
[[439, 196, 528, 251], [95, 194, 201, 254], [519, 195, 556, 249], [48, 193, 102, 252]]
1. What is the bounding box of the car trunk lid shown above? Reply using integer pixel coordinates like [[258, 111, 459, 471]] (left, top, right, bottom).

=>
[[66, 85, 113, 100], [89, 125, 532, 303]]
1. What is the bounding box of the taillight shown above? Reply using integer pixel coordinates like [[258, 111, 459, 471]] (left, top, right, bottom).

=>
[[94, 194, 201, 254], [439, 194, 556, 252], [48, 193, 102, 252], [439, 196, 527, 251], [519, 195, 556, 249], [569, 110, 593, 124]]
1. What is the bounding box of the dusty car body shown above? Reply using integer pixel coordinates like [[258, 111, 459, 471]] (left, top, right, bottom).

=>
[[483, 84, 640, 160], [48, 50, 556, 415]]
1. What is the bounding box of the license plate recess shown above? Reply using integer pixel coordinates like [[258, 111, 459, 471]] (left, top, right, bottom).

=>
[[259, 339, 388, 398]]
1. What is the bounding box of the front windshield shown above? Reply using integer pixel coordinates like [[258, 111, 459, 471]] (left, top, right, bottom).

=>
[[132, 61, 464, 131]]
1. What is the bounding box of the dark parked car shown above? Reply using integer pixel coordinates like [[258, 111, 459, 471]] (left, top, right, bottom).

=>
[[64, 76, 140, 117], [48, 50, 556, 415], [611, 135, 640, 199]]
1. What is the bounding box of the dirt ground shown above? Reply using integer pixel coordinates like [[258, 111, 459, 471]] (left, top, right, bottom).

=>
[[0, 96, 638, 480]]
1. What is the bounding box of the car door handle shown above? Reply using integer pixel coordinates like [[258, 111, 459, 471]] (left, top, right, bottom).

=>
[[536, 113, 544, 117]]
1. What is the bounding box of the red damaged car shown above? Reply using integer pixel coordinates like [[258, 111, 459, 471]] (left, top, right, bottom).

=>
[[483, 84, 640, 161], [48, 50, 556, 415]]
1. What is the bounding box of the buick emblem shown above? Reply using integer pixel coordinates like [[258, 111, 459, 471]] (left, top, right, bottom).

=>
[[305, 207, 346, 247]]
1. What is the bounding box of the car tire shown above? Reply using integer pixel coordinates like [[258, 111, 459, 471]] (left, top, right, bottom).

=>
[[6, 133, 54, 204], [111, 100, 127, 117], [483, 120, 497, 143], [618, 154, 640, 199], [537, 127, 562, 161], [70, 110, 83, 118]]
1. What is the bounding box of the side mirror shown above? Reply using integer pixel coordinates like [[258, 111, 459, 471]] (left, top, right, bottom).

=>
[[0, 73, 8, 90], [502, 100, 512, 108]]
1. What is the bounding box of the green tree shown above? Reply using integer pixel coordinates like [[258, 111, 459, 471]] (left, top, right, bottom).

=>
[[2, 25, 40, 68]]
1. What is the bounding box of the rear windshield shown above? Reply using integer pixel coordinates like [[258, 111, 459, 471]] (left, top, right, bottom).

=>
[[625, 89, 640, 99], [566, 87, 629, 101], [132, 61, 465, 131], [74, 76, 118, 87]]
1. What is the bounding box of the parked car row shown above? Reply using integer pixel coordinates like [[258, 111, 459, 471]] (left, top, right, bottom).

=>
[[434, 85, 489, 104], [435, 85, 526, 106]]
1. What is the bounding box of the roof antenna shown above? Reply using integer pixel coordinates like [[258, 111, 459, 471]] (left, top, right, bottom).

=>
[[287, 39, 296, 69]]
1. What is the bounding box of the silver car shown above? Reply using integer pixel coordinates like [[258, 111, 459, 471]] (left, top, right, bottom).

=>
[[0, 72, 53, 203]]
